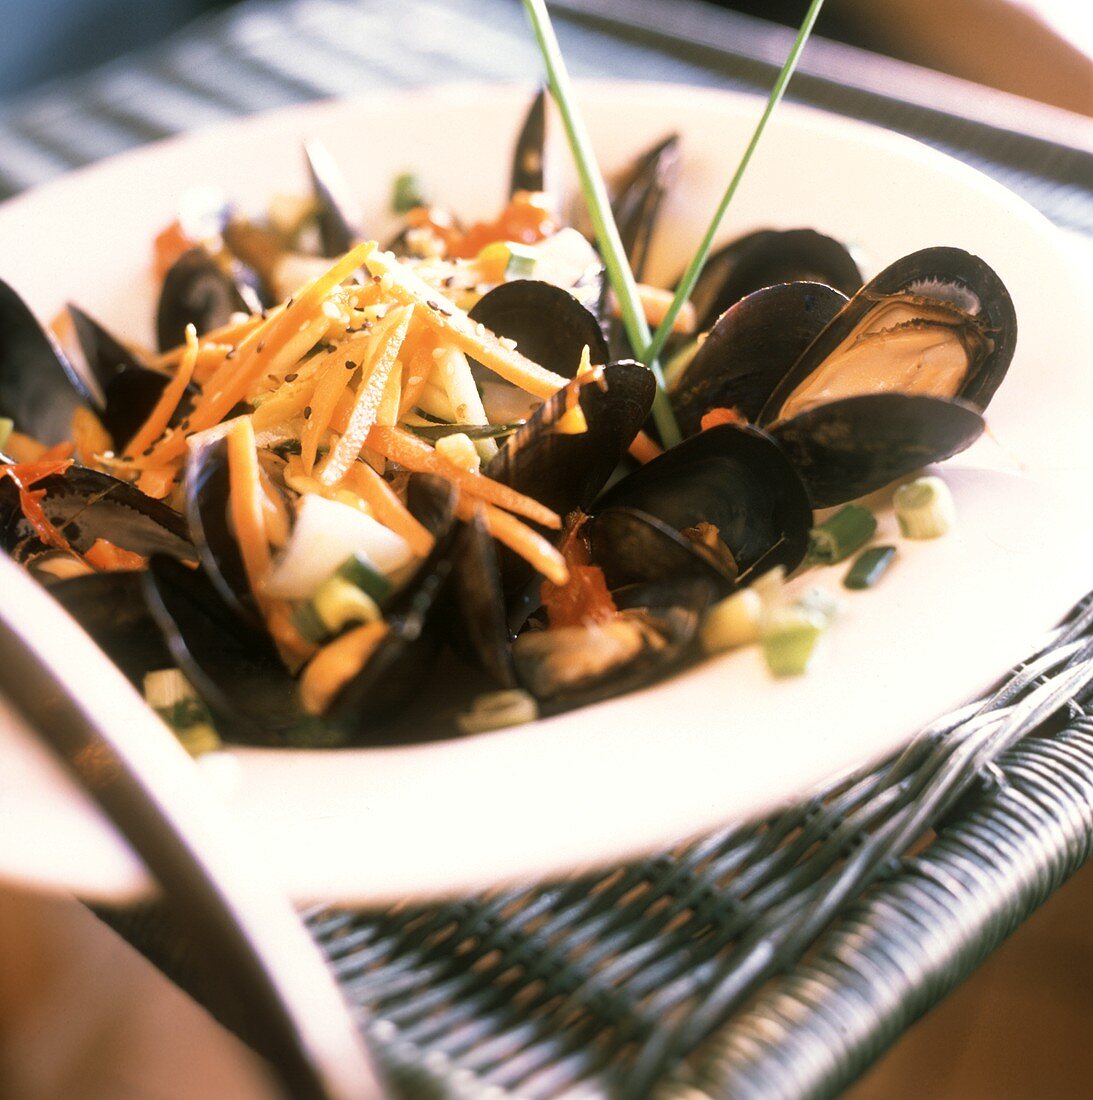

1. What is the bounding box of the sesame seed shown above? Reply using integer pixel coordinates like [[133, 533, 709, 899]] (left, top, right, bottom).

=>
[[286, 297, 295, 308], [439, 306, 453, 317], [499, 336, 518, 351], [346, 360, 357, 371], [256, 341, 266, 353], [443, 276, 455, 288], [284, 372, 298, 382], [303, 406, 312, 419], [141, 447, 154, 457], [225, 349, 236, 360], [426, 299, 440, 311]]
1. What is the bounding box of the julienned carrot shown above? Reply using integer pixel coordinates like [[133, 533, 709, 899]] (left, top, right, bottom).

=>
[[300, 349, 356, 475], [628, 429, 664, 465], [0, 458, 75, 551], [299, 621, 389, 715], [456, 497, 569, 586], [124, 325, 199, 458], [342, 460, 435, 559], [375, 359, 402, 428], [320, 307, 412, 486], [151, 311, 269, 370], [146, 242, 374, 465], [362, 244, 568, 399], [225, 417, 272, 599], [367, 425, 561, 530], [398, 340, 438, 417]]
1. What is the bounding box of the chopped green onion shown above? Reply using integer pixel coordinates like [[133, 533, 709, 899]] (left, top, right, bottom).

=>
[[293, 599, 330, 645], [0, 417, 13, 452], [392, 171, 425, 214], [807, 504, 877, 565], [642, 0, 827, 367], [504, 242, 541, 280], [894, 476, 956, 539], [844, 545, 897, 589], [143, 669, 221, 756], [406, 420, 526, 443], [762, 607, 826, 677], [701, 587, 763, 653], [313, 576, 382, 631], [457, 689, 539, 734], [337, 551, 392, 603], [520, 0, 681, 448]]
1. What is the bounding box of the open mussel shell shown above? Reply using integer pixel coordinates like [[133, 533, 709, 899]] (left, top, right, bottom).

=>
[[143, 554, 312, 746], [510, 86, 547, 195], [513, 577, 715, 716], [487, 360, 655, 519], [0, 277, 98, 445], [670, 281, 848, 434], [184, 434, 257, 624], [770, 392, 985, 508], [0, 463, 192, 563], [468, 279, 610, 422], [68, 304, 196, 450], [761, 246, 1016, 424], [447, 510, 518, 688], [686, 228, 863, 334], [304, 139, 363, 257], [589, 424, 813, 590], [324, 474, 459, 740], [156, 247, 264, 352]]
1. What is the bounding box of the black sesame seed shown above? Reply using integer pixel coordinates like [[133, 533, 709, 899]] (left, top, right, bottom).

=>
[[345, 360, 357, 371], [141, 447, 154, 457], [256, 341, 266, 353], [303, 406, 312, 419], [426, 299, 440, 311], [284, 372, 298, 382]]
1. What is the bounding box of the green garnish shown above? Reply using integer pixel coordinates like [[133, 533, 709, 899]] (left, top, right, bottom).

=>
[[392, 171, 425, 214], [844, 545, 896, 589], [894, 476, 956, 539], [143, 669, 221, 756], [520, 0, 681, 447], [0, 417, 13, 451], [762, 607, 825, 677], [406, 420, 526, 443], [642, 0, 828, 367], [807, 504, 877, 565], [504, 242, 541, 280]]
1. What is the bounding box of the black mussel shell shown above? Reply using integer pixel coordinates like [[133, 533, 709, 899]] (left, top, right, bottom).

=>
[[510, 87, 547, 195], [156, 247, 263, 352], [325, 474, 459, 739], [0, 463, 191, 562], [487, 360, 656, 521], [143, 554, 312, 746], [769, 393, 985, 508], [590, 424, 813, 587], [0, 278, 97, 445], [184, 434, 256, 624], [470, 280, 609, 378], [68, 304, 196, 450], [670, 281, 848, 434], [513, 577, 714, 715], [686, 228, 862, 334], [447, 510, 518, 688], [761, 246, 1016, 425], [612, 133, 680, 281], [49, 571, 173, 685], [304, 139, 363, 257]]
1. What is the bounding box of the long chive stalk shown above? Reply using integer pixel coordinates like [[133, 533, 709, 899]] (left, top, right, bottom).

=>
[[642, 0, 826, 367], [520, 0, 682, 448]]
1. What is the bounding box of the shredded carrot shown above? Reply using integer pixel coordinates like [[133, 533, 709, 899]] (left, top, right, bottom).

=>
[[152, 312, 268, 372], [628, 429, 664, 464], [71, 407, 113, 466], [299, 620, 389, 715], [398, 338, 438, 417], [135, 465, 180, 499], [83, 539, 146, 572], [225, 417, 272, 601], [539, 516, 615, 627], [375, 359, 402, 428], [265, 600, 318, 672], [700, 407, 747, 431], [368, 425, 560, 529], [611, 283, 696, 335], [39, 442, 76, 462], [341, 461, 435, 559], [362, 245, 567, 399], [456, 497, 568, 586], [124, 325, 199, 458], [300, 356, 352, 475], [319, 306, 412, 486]]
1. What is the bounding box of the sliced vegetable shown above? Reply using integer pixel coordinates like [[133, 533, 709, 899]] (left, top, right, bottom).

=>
[[435, 432, 481, 472], [844, 545, 897, 589], [700, 588, 763, 654], [143, 668, 221, 756], [455, 497, 568, 586], [894, 476, 956, 539], [299, 621, 388, 715], [762, 607, 826, 677], [312, 576, 383, 632], [456, 689, 539, 734], [393, 172, 425, 214], [806, 504, 877, 565]]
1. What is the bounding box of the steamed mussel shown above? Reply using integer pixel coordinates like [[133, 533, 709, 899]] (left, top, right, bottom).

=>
[[0, 92, 1020, 747]]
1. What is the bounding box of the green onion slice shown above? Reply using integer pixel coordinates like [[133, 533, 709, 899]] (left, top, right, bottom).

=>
[[807, 504, 877, 565], [844, 545, 897, 590], [894, 476, 956, 539]]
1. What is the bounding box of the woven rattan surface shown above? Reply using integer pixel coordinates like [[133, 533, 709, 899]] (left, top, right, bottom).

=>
[[6, 1, 1092, 1096]]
